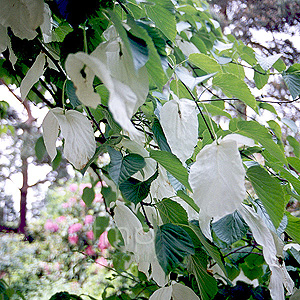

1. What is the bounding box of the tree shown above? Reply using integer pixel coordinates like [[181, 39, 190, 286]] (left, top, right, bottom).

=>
[[1, 0, 300, 299]]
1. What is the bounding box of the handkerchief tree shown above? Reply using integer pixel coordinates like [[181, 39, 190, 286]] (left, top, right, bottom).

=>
[[1, 0, 300, 299]]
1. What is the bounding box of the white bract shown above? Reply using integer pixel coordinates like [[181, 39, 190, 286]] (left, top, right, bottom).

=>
[[20, 52, 46, 100], [42, 108, 96, 170], [160, 97, 198, 163], [255, 53, 282, 71], [189, 134, 247, 239], [238, 204, 294, 300], [0, 25, 9, 53], [114, 201, 166, 286], [65, 28, 149, 136], [0, 0, 44, 40], [149, 283, 200, 300]]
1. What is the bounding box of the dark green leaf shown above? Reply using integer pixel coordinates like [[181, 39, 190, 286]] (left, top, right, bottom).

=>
[[254, 66, 269, 89], [101, 186, 117, 207], [49, 291, 83, 300], [283, 73, 300, 100], [35, 136, 46, 161], [119, 170, 158, 205], [247, 165, 285, 228], [188, 222, 227, 275], [82, 187, 95, 207], [152, 118, 171, 152], [93, 216, 110, 240], [155, 223, 194, 274], [157, 198, 188, 225], [66, 80, 81, 108], [212, 211, 249, 245], [150, 150, 191, 191], [187, 252, 218, 300], [107, 147, 146, 186]]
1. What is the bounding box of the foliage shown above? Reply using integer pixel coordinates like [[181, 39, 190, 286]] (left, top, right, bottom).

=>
[[1, 0, 300, 299]]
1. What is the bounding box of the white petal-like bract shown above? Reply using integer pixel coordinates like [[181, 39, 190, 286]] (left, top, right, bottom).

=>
[[239, 204, 294, 300], [149, 286, 172, 300], [160, 98, 198, 163], [42, 108, 96, 169], [0, 0, 44, 40], [0, 25, 8, 53], [20, 52, 46, 100], [172, 283, 200, 300], [189, 136, 246, 238], [114, 201, 166, 286]]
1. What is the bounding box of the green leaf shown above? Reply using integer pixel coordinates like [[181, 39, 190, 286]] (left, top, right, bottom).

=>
[[286, 212, 300, 244], [188, 222, 227, 275], [236, 120, 287, 165], [152, 118, 171, 152], [273, 58, 286, 72], [82, 187, 95, 207], [107, 147, 146, 186], [283, 73, 300, 100], [101, 186, 117, 207], [212, 211, 249, 245], [145, 1, 176, 42], [247, 165, 285, 228], [287, 157, 300, 173], [259, 102, 277, 115], [157, 198, 188, 225], [127, 17, 167, 89], [66, 80, 81, 108], [177, 190, 199, 213], [241, 254, 264, 280], [149, 150, 192, 191], [49, 291, 83, 300], [189, 53, 222, 74], [202, 103, 232, 119], [155, 223, 194, 274], [35, 136, 46, 161], [93, 216, 110, 240], [254, 66, 269, 89], [187, 252, 218, 300], [213, 73, 257, 111], [52, 150, 62, 170], [119, 170, 158, 205], [287, 135, 300, 157]]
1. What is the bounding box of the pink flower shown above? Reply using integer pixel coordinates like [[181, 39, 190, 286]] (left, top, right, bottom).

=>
[[84, 215, 93, 225], [68, 223, 83, 234], [86, 230, 94, 240], [80, 200, 86, 207], [79, 183, 92, 193], [68, 197, 77, 205], [85, 245, 95, 256], [44, 220, 59, 232], [62, 202, 70, 209], [95, 257, 108, 268], [69, 183, 78, 192], [98, 231, 110, 250], [68, 234, 78, 245], [94, 193, 103, 203], [56, 216, 66, 223]]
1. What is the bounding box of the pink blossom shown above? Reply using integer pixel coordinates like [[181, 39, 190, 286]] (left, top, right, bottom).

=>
[[86, 230, 94, 240], [94, 193, 103, 203], [80, 200, 86, 207], [79, 183, 92, 193], [68, 234, 78, 245], [68, 197, 77, 205], [56, 216, 66, 223], [62, 202, 70, 209], [44, 220, 59, 232], [84, 215, 93, 225], [95, 257, 108, 268], [85, 245, 95, 256], [68, 223, 83, 234], [69, 183, 78, 192], [98, 231, 110, 250]]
